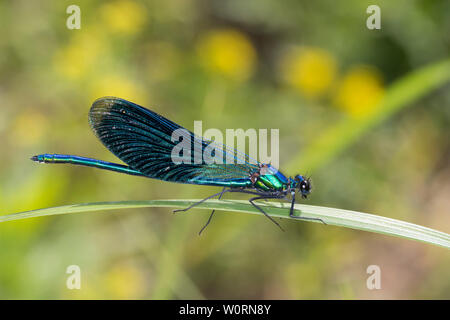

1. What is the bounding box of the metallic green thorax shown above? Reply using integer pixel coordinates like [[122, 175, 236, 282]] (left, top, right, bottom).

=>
[[254, 175, 285, 191], [253, 165, 289, 191]]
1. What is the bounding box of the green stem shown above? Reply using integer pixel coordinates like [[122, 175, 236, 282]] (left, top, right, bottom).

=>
[[1, 199, 449, 249]]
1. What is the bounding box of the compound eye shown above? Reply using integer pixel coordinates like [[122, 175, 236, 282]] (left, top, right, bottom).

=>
[[300, 180, 310, 193]]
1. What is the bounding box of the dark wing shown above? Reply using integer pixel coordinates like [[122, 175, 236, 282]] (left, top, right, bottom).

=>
[[89, 97, 260, 187]]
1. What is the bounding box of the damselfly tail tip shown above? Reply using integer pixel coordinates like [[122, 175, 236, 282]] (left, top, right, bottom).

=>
[[31, 155, 43, 163]]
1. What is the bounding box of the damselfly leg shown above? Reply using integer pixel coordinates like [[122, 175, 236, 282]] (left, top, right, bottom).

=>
[[172, 189, 229, 213], [248, 194, 286, 231], [288, 192, 327, 225], [198, 187, 227, 235]]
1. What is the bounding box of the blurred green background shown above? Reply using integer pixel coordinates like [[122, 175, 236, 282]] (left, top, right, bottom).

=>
[[0, 0, 449, 299]]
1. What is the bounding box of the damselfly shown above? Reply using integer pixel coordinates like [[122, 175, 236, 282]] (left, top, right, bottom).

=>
[[32, 97, 324, 233]]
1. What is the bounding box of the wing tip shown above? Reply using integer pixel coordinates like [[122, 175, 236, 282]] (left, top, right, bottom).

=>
[[89, 97, 122, 126], [91, 96, 121, 108]]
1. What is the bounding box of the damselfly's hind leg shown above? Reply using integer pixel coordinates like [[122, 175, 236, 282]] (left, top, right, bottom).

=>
[[172, 187, 228, 235], [173, 188, 229, 214], [198, 187, 227, 235]]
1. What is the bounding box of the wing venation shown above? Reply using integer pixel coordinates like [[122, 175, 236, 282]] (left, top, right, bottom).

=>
[[89, 97, 260, 187]]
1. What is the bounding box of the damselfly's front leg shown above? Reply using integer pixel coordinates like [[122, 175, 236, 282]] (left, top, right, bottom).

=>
[[288, 191, 327, 225]]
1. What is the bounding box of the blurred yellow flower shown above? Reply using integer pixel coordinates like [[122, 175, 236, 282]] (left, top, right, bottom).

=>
[[333, 66, 384, 117], [89, 74, 146, 104], [101, 0, 146, 35], [11, 111, 47, 146], [280, 46, 336, 98], [104, 264, 145, 299], [53, 30, 105, 80], [196, 29, 257, 82]]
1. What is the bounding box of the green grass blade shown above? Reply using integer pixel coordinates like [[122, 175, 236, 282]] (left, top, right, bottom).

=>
[[1, 199, 449, 249]]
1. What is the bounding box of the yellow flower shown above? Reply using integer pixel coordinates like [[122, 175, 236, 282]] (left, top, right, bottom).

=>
[[196, 29, 257, 82], [101, 0, 146, 35], [11, 111, 47, 146], [333, 66, 384, 117], [53, 29, 105, 80], [104, 264, 145, 299], [89, 74, 146, 104], [280, 46, 336, 98]]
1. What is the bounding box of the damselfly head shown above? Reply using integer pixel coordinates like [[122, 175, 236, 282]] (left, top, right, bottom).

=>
[[294, 175, 312, 198]]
